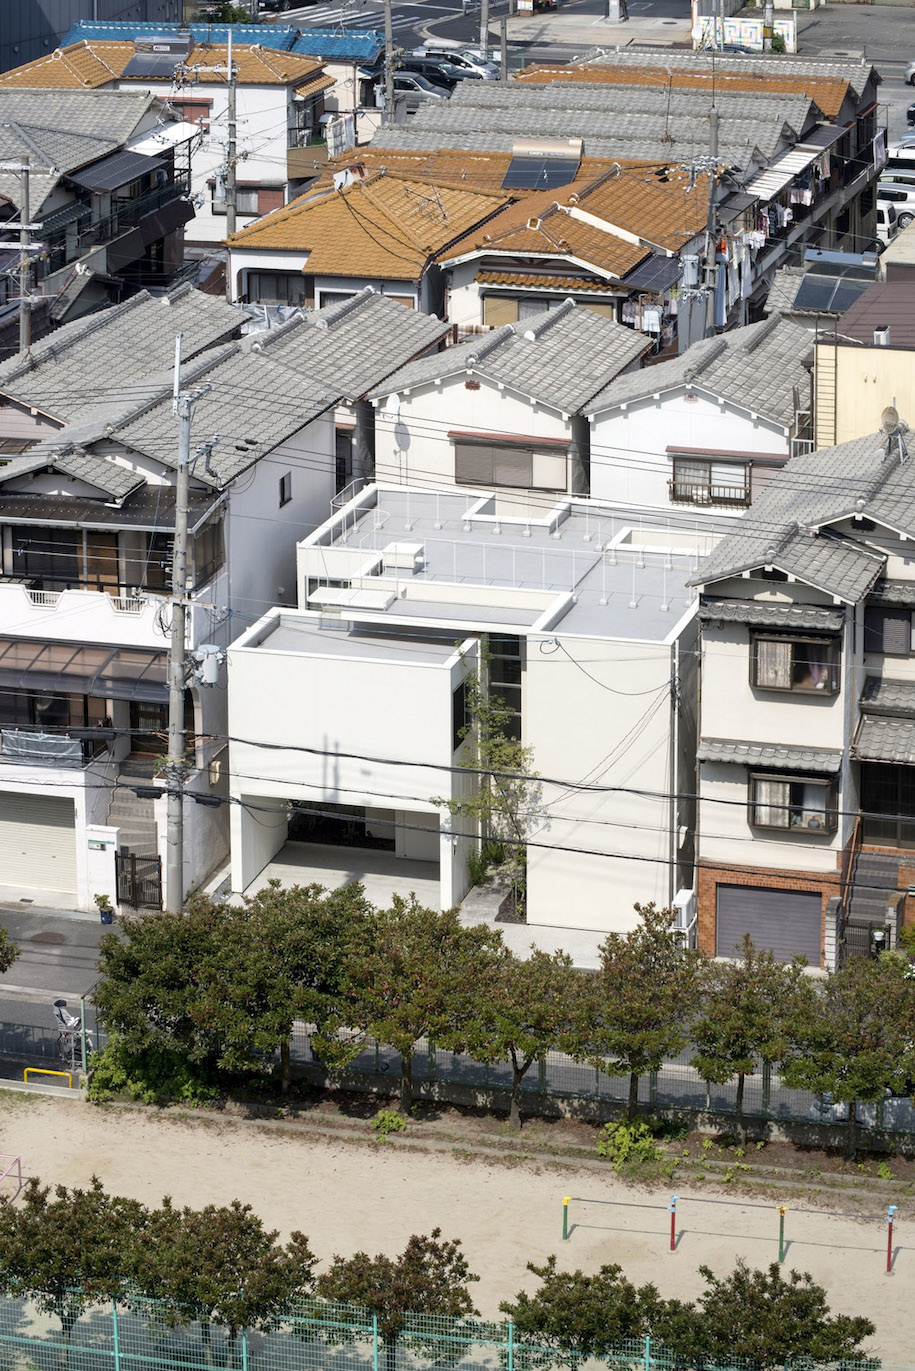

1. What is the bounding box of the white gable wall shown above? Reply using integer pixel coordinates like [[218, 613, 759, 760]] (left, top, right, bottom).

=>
[[590, 390, 790, 508]]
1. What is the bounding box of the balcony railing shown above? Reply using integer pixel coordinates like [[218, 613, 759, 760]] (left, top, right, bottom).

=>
[[42, 174, 190, 275], [0, 727, 111, 769], [669, 480, 750, 507]]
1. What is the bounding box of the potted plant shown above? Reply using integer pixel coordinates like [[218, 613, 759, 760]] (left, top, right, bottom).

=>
[[94, 893, 114, 925]]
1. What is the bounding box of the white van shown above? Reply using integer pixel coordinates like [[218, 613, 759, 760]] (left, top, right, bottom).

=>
[[878, 181, 915, 229], [877, 202, 898, 247]]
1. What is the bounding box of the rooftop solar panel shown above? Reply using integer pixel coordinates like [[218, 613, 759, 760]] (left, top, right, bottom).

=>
[[793, 276, 838, 312], [121, 53, 179, 78], [501, 156, 580, 190]]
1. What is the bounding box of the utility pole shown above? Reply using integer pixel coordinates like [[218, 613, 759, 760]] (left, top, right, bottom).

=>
[[500, 16, 508, 80], [480, 0, 490, 61], [165, 333, 192, 916], [763, 0, 774, 49], [705, 104, 719, 338], [18, 155, 29, 355], [225, 31, 237, 302], [384, 0, 395, 124]]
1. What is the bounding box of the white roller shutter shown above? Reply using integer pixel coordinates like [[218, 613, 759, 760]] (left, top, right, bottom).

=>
[[0, 793, 77, 897]]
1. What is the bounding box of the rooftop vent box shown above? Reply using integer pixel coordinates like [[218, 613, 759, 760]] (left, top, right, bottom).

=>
[[382, 541, 425, 572], [123, 32, 194, 76], [135, 33, 194, 56]]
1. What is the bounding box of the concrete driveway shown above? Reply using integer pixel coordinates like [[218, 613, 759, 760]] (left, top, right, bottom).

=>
[[241, 841, 441, 910]]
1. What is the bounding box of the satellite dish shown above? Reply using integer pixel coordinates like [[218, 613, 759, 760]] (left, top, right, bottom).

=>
[[384, 393, 401, 416], [882, 405, 900, 435]]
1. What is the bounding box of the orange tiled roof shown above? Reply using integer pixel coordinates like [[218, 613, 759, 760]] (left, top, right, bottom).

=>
[[227, 172, 510, 280], [0, 40, 326, 89], [476, 269, 617, 293], [516, 61, 851, 120], [321, 146, 626, 196]]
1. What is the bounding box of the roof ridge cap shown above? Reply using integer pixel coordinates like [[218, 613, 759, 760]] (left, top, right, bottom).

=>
[[683, 335, 728, 381], [521, 297, 576, 341], [466, 325, 514, 367], [741, 313, 782, 353]]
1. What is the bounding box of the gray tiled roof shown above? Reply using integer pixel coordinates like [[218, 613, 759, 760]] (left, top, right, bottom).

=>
[[54, 450, 143, 499], [854, 716, 915, 765], [697, 598, 844, 631], [690, 431, 905, 602], [763, 266, 806, 316], [0, 89, 157, 211], [0, 286, 241, 422], [871, 578, 915, 606], [860, 676, 915, 718], [111, 341, 339, 487], [585, 314, 812, 424], [368, 300, 651, 413], [697, 737, 843, 773], [252, 288, 450, 400]]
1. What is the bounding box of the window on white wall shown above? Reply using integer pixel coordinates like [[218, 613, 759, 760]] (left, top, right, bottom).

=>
[[454, 440, 567, 492], [279, 473, 292, 507], [749, 773, 837, 833]]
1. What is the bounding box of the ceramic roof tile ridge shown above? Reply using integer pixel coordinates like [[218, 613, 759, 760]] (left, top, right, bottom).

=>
[[740, 313, 783, 353], [0, 291, 150, 385], [358, 178, 445, 253], [466, 327, 514, 366], [77, 40, 121, 79], [683, 336, 729, 381], [521, 297, 576, 340], [246, 315, 309, 351], [53, 448, 143, 499], [3, 120, 58, 169], [315, 285, 375, 329]]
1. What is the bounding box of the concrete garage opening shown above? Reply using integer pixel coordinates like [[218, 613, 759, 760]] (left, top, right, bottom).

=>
[[0, 793, 77, 909], [716, 883, 822, 966], [238, 801, 441, 910]]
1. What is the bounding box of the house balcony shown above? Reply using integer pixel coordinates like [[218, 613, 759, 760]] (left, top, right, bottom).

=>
[[0, 577, 218, 651], [287, 132, 328, 181], [0, 726, 112, 769], [42, 174, 192, 278]]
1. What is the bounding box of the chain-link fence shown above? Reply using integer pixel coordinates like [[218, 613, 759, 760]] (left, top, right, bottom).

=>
[[0, 1295, 894, 1371]]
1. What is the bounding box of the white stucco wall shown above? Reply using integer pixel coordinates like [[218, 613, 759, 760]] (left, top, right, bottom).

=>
[[374, 376, 572, 491], [589, 390, 790, 508]]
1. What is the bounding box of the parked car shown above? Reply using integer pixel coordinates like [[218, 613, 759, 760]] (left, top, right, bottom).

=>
[[413, 46, 501, 77], [721, 42, 756, 53], [878, 181, 915, 229], [907, 102, 915, 126], [391, 72, 450, 112], [399, 57, 481, 89], [906, 58, 915, 84], [877, 201, 899, 247]]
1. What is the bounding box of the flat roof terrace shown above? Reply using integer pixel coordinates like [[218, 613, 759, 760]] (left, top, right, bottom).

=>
[[308, 486, 728, 642]]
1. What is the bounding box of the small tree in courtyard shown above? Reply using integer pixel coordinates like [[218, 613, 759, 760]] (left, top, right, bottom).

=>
[[0, 926, 18, 976], [316, 1230, 478, 1371], [780, 954, 915, 1159], [691, 935, 807, 1144], [344, 897, 503, 1111], [564, 903, 700, 1118]]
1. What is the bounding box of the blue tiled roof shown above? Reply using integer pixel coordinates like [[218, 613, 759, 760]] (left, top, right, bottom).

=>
[[291, 29, 385, 62], [60, 20, 298, 50]]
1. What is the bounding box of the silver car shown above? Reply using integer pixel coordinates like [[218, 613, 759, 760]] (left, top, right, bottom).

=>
[[907, 58, 915, 84], [392, 72, 450, 113], [413, 46, 501, 78]]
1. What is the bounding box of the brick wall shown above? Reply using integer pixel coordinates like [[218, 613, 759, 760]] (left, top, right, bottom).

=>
[[697, 860, 842, 966]]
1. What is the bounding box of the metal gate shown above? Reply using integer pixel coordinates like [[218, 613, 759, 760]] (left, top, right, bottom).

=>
[[115, 850, 162, 910]]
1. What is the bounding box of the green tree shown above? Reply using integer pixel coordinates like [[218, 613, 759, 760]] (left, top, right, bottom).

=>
[[130, 1197, 315, 1361], [0, 1178, 147, 1354], [434, 645, 541, 911], [472, 948, 578, 1131], [345, 897, 503, 1111], [0, 925, 18, 975], [500, 1256, 663, 1367], [564, 903, 700, 1118], [653, 1260, 875, 1368], [316, 1230, 478, 1371], [781, 955, 915, 1159], [690, 936, 806, 1144], [94, 885, 371, 1095], [192, 2, 255, 20]]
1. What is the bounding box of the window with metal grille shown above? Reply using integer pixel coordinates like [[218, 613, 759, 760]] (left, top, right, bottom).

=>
[[245, 271, 307, 306], [670, 457, 750, 507], [864, 606, 915, 656]]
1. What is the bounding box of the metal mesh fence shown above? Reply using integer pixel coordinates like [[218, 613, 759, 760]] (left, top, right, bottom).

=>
[[0, 1296, 894, 1371]]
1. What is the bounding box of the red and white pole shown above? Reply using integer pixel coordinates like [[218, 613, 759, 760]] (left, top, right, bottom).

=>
[[669, 1196, 678, 1254], [887, 1205, 897, 1276]]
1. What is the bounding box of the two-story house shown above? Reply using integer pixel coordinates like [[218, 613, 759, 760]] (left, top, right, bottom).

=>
[[0, 88, 194, 322], [691, 427, 915, 969], [0, 285, 445, 914], [227, 483, 728, 952]]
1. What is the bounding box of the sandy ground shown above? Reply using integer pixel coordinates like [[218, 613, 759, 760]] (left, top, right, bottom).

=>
[[0, 1095, 908, 1363]]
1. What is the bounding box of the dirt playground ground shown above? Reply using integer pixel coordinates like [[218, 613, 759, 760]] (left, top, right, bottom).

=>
[[0, 1094, 909, 1363]]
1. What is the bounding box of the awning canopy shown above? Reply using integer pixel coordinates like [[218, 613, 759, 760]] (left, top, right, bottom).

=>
[[854, 716, 915, 766], [128, 122, 203, 157], [69, 150, 164, 193], [746, 146, 820, 203], [697, 599, 845, 632], [697, 737, 843, 775], [0, 639, 167, 703]]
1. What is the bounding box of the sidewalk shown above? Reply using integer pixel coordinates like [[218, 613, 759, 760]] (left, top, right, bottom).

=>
[[504, 8, 692, 51]]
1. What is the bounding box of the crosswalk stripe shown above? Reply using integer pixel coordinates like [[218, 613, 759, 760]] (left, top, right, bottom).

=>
[[274, 4, 414, 21]]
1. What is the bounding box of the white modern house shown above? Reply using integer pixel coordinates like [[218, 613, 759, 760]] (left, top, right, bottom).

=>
[[691, 427, 915, 969], [227, 483, 726, 947], [584, 316, 815, 512], [369, 301, 651, 506]]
